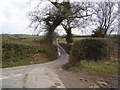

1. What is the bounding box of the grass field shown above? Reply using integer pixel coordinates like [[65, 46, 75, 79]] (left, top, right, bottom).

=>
[[60, 37, 118, 46], [2, 34, 58, 68]]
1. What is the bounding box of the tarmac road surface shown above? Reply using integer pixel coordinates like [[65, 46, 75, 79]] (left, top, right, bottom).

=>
[[1, 44, 90, 88]]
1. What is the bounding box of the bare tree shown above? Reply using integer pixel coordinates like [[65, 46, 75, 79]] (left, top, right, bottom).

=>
[[92, 1, 118, 38], [28, 1, 72, 45], [61, 2, 93, 44], [28, 1, 93, 45]]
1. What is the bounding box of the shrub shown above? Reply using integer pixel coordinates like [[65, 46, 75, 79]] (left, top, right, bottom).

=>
[[106, 39, 118, 59], [37, 48, 48, 53], [69, 38, 108, 66], [2, 34, 59, 68], [92, 27, 105, 38], [2, 42, 37, 62], [46, 45, 58, 61]]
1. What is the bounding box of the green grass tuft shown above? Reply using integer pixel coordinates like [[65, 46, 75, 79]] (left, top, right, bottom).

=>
[[70, 60, 118, 77]]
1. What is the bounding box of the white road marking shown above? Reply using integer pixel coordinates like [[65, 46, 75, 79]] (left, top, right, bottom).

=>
[[0, 74, 23, 80]]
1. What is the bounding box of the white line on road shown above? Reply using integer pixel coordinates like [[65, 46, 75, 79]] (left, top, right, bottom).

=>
[[0, 74, 23, 80]]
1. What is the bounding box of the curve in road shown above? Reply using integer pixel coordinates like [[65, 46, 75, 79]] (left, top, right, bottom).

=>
[[1, 44, 90, 88]]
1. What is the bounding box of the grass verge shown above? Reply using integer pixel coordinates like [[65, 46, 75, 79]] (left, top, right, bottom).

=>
[[70, 59, 118, 77]]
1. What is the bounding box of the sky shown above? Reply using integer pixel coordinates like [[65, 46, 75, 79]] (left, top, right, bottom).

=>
[[0, 0, 65, 35], [0, 0, 118, 35], [0, 0, 32, 34], [0, 0, 94, 35]]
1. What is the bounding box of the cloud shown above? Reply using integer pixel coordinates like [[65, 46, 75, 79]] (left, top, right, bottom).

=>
[[0, 0, 32, 34], [0, 0, 53, 35], [1, 0, 111, 35], [0, 0, 90, 35]]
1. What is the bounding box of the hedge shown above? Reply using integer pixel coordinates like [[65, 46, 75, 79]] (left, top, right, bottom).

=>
[[69, 38, 109, 66]]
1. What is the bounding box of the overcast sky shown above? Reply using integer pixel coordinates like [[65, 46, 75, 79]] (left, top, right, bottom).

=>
[[0, 0, 39, 35], [0, 0, 93, 35], [0, 0, 118, 35]]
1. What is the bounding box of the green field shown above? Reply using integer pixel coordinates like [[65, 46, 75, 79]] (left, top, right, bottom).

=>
[[2, 34, 58, 68], [60, 37, 118, 44]]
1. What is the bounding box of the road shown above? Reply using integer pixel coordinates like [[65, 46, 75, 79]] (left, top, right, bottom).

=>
[[1, 44, 90, 88]]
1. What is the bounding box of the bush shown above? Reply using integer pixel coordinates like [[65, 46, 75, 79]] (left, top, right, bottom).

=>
[[92, 27, 105, 38], [37, 48, 48, 53], [2, 42, 38, 62], [46, 45, 58, 61], [2, 34, 59, 68], [69, 38, 108, 66]]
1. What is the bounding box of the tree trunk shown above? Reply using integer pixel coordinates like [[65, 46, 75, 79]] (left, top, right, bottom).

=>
[[45, 2, 71, 45], [102, 28, 107, 38], [46, 18, 64, 45], [45, 29, 54, 45], [66, 27, 73, 44]]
